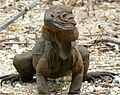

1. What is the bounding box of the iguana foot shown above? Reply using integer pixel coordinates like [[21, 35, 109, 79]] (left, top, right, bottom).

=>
[[83, 72, 118, 83], [0, 74, 20, 86]]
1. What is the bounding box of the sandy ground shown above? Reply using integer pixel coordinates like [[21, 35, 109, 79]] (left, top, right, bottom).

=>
[[0, 0, 120, 95]]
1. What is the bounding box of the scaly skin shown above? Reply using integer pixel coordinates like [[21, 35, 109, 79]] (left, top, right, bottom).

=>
[[0, 5, 117, 94], [35, 5, 84, 94]]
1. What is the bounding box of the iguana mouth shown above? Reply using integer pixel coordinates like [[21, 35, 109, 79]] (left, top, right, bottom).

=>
[[44, 19, 76, 31]]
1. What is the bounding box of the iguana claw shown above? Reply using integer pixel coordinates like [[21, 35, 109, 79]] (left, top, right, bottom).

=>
[[83, 71, 118, 83], [0, 74, 20, 86]]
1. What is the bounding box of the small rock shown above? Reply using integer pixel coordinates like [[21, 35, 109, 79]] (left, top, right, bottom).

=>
[[62, 86, 67, 90], [7, 92, 14, 95], [113, 87, 120, 92], [113, 76, 120, 84], [15, 83, 22, 87], [95, 86, 102, 91], [0, 87, 13, 95], [88, 86, 95, 92]]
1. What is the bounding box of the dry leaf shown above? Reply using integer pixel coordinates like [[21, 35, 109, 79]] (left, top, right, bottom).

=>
[[8, 23, 24, 31]]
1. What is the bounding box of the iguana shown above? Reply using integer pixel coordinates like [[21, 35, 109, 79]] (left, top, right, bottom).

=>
[[0, 5, 117, 94]]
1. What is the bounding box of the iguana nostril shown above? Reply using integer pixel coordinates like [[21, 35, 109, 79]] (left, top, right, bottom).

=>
[[51, 14, 54, 18]]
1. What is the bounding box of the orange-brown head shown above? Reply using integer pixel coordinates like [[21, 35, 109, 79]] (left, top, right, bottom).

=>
[[42, 5, 79, 42]]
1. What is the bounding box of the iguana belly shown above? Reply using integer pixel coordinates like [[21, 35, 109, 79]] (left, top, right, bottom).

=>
[[37, 44, 78, 78]]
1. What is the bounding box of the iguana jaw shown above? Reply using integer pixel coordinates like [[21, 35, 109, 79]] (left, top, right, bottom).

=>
[[44, 19, 76, 31], [44, 17, 79, 42]]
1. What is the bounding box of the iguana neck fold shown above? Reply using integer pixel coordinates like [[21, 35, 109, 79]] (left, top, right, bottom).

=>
[[58, 41, 72, 60]]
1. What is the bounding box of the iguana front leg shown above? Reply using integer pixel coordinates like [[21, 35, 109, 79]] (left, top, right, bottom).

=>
[[36, 58, 50, 94], [36, 73, 50, 94], [69, 73, 84, 94], [69, 52, 84, 94]]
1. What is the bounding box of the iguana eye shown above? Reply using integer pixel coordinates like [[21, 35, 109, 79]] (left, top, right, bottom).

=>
[[61, 12, 67, 18]]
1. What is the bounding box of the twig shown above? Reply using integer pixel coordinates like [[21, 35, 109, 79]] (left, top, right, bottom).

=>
[[81, 36, 120, 45], [2, 42, 35, 44], [85, 27, 92, 39], [78, 36, 120, 47], [80, 33, 110, 37], [0, 37, 19, 42], [0, 0, 40, 31], [94, 36, 120, 44]]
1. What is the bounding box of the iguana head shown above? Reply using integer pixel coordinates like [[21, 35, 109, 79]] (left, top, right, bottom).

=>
[[42, 5, 79, 42]]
